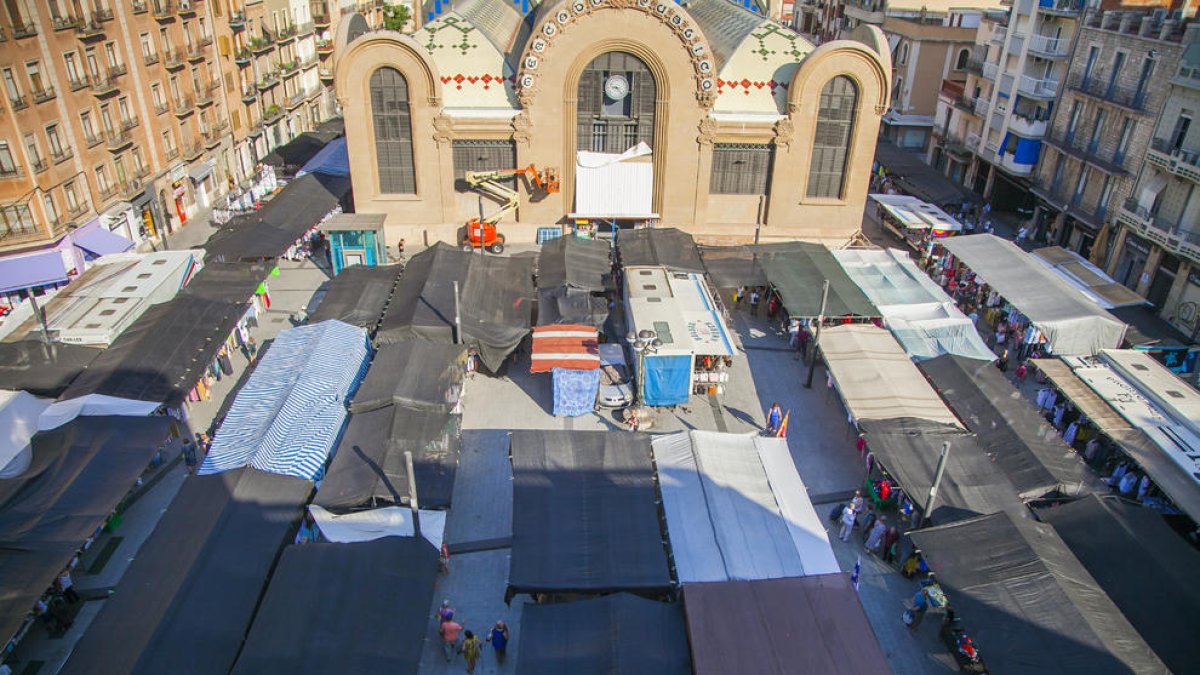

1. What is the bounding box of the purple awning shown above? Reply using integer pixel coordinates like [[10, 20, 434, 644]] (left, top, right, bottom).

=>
[[0, 250, 69, 295], [74, 226, 134, 258]]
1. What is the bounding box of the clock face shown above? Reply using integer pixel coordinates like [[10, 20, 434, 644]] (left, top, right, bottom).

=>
[[604, 74, 629, 101]]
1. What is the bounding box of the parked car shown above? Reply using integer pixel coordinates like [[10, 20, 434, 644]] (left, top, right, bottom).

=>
[[598, 343, 633, 408]]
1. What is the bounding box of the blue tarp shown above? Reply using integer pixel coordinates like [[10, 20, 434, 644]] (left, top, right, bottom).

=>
[[644, 354, 690, 406], [298, 137, 350, 178], [199, 320, 370, 479], [552, 367, 600, 417]]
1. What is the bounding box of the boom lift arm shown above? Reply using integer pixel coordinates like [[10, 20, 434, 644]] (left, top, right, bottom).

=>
[[462, 165, 559, 253]]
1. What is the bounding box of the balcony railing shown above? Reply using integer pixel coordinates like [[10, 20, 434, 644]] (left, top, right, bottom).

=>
[[32, 86, 56, 103], [98, 182, 118, 199], [164, 145, 179, 160], [1018, 74, 1059, 99], [312, 5, 330, 26], [91, 74, 119, 96], [144, 51, 160, 66], [121, 115, 139, 130], [1147, 136, 1200, 183], [164, 47, 185, 69], [109, 63, 127, 78], [173, 95, 194, 115], [982, 62, 998, 81], [1027, 34, 1068, 58], [183, 140, 204, 160], [0, 165, 21, 178], [241, 84, 258, 102], [76, 18, 106, 38], [277, 24, 298, 43], [1040, 0, 1083, 16], [106, 128, 133, 150], [67, 202, 89, 218], [178, 0, 197, 15], [235, 49, 252, 66], [95, 7, 114, 22], [196, 89, 214, 106], [9, 95, 28, 110], [51, 146, 73, 163], [1045, 129, 1128, 175], [53, 14, 81, 30], [153, 99, 169, 115], [12, 22, 36, 39], [186, 42, 206, 61], [152, 0, 175, 19], [84, 132, 104, 148], [31, 158, 47, 173], [229, 11, 246, 29], [1067, 73, 1147, 112], [318, 67, 333, 81], [131, 0, 148, 13], [316, 39, 333, 54], [258, 72, 281, 89], [249, 36, 274, 54]]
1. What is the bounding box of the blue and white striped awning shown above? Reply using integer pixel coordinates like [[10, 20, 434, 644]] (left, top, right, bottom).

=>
[[199, 320, 370, 480]]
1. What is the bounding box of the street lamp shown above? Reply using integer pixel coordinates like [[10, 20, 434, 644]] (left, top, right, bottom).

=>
[[628, 329, 661, 406]]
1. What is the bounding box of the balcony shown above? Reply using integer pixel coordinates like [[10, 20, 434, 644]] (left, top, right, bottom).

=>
[[262, 103, 283, 123], [1044, 129, 1128, 176], [174, 95, 194, 116], [1016, 74, 1059, 100], [164, 47, 185, 69], [1067, 74, 1148, 113], [109, 63, 127, 78], [51, 146, 73, 164], [297, 21, 315, 37], [981, 62, 998, 81], [258, 72, 281, 90], [196, 89, 214, 107], [249, 36, 274, 54], [316, 39, 333, 55], [286, 89, 306, 110], [98, 182, 118, 200], [1027, 34, 1068, 59], [200, 33, 213, 46], [121, 115, 139, 131], [76, 17, 105, 39], [84, 131, 104, 148], [1040, 0, 1083, 16], [95, 7, 114, 22], [277, 24, 298, 44], [990, 25, 1006, 43], [1008, 110, 1048, 138], [122, 179, 146, 200], [53, 14, 81, 30], [203, 130, 221, 148], [281, 59, 300, 75], [313, 9, 330, 28], [164, 145, 179, 160], [300, 53, 318, 70], [229, 11, 246, 30], [178, 0, 197, 16], [319, 67, 333, 82], [106, 129, 133, 151], [67, 202, 89, 219], [1119, 199, 1200, 264], [12, 22, 36, 39], [152, 0, 175, 20], [0, 165, 22, 179], [241, 85, 258, 103], [31, 158, 47, 174], [186, 43, 206, 62], [132, 0, 148, 13], [32, 86, 56, 104], [1030, 182, 1107, 228], [1147, 137, 1200, 184], [235, 49, 252, 67], [143, 50, 160, 66], [183, 140, 204, 160], [9, 95, 28, 111], [91, 74, 119, 97], [153, 99, 169, 115]]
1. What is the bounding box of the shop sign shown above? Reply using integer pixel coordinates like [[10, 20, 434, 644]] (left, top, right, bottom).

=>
[[1124, 235, 1151, 255]]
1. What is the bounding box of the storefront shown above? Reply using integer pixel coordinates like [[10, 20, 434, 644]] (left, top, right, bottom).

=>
[[168, 164, 193, 225], [188, 159, 218, 210], [1112, 234, 1151, 289]]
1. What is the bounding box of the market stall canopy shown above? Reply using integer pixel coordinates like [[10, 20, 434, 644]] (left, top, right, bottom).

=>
[[653, 431, 838, 582], [1035, 357, 1200, 523], [309, 264, 402, 332], [572, 142, 657, 220], [868, 194, 962, 232], [1039, 495, 1200, 674], [820, 325, 961, 426], [874, 139, 978, 206], [615, 227, 705, 273], [536, 286, 610, 328], [536, 235, 612, 290], [375, 243, 534, 373], [919, 355, 1102, 499], [939, 235, 1128, 355], [308, 505, 446, 549], [0, 340, 100, 397], [315, 405, 460, 510], [530, 325, 599, 373], [697, 245, 767, 288], [858, 417, 1023, 523], [0, 389, 50, 478], [204, 172, 352, 261], [60, 468, 312, 675], [832, 247, 950, 306], [1030, 246, 1148, 309], [508, 430, 671, 598], [229, 538, 438, 675], [59, 294, 249, 405], [199, 320, 370, 480], [262, 128, 343, 172], [683, 575, 889, 675], [910, 511, 1167, 675], [181, 261, 273, 305], [296, 136, 350, 178], [759, 244, 878, 318], [0, 416, 168, 646], [72, 225, 135, 257], [350, 341, 464, 414], [0, 249, 69, 295], [517, 594, 691, 675], [1107, 304, 1193, 347]]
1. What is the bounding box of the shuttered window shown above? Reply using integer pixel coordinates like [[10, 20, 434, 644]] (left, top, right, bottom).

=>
[[711, 144, 772, 195], [806, 76, 857, 199], [370, 67, 416, 194], [576, 51, 655, 155], [453, 140, 517, 186]]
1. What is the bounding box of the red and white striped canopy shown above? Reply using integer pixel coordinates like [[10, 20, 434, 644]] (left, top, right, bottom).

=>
[[530, 325, 600, 373]]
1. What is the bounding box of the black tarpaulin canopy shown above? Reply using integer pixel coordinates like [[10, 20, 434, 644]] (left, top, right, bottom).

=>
[[919, 354, 1103, 499], [59, 294, 249, 405], [308, 264, 402, 331], [204, 173, 352, 261], [536, 286, 610, 329], [375, 243, 534, 373], [683, 575, 889, 675], [349, 341, 464, 414], [314, 405, 461, 510], [0, 416, 168, 645], [508, 430, 671, 599], [1039, 495, 1200, 674], [230, 538, 438, 675], [517, 594, 691, 675], [182, 261, 272, 305], [536, 236, 611, 290], [858, 417, 1024, 524], [615, 227, 706, 273], [261, 128, 342, 172], [0, 340, 100, 397], [697, 245, 767, 288], [910, 511, 1167, 675], [758, 244, 879, 317], [1108, 305, 1192, 347], [60, 468, 312, 675]]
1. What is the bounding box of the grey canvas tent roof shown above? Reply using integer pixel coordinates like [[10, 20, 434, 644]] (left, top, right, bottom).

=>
[[508, 430, 671, 598], [309, 264, 403, 332], [758, 244, 878, 317], [875, 139, 978, 207], [536, 286, 610, 329], [204, 173, 352, 261], [230, 538, 439, 675], [919, 354, 1103, 498], [0, 416, 169, 645], [60, 468, 312, 675], [683, 575, 889, 675], [536, 236, 611, 291], [940, 235, 1128, 356], [1038, 495, 1200, 674], [182, 261, 272, 305], [262, 128, 343, 173], [910, 511, 1167, 675], [375, 243, 534, 372], [615, 227, 706, 273], [517, 594, 691, 675], [0, 340, 100, 397], [350, 341, 464, 413], [697, 245, 767, 288]]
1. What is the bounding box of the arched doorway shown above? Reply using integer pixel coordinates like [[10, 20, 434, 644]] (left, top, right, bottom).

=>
[[576, 51, 656, 155]]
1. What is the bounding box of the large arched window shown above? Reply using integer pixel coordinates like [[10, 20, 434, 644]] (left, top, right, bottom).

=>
[[806, 76, 858, 200], [370, 67, 416, 194], [577, 52, 656, 154]]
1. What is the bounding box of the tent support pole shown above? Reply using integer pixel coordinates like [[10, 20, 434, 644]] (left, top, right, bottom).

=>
[[453, 280, 462, 344], [405, 450, 420, 539], [27, 292, 53, 348], [804, 280, 830, 388], [922, 441, 951, 528]]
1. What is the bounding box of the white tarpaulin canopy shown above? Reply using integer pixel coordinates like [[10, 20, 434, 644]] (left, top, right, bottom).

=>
[[653, 430, 839, 582], [869, 194, 962, 231], [0, 390, 51, 478], [821, 324, 962, 426], [940, 235, 1127, 356], [833, 248, 994, 361], [308, 505, 445, 551], [37, 393, 161, 431], [572, 142, 657, 219]]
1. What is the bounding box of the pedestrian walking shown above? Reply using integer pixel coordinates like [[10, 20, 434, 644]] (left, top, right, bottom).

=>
[[240, 336, 258, 363], [182, 437, 198, 472], [489, 621, 510, 664], [765, 402, 783, 436], [439, 542, 452, 575], [440, 618, 463, 662], [838, 500, 857, 541], [882, 526, 900, 563], [460, 630, 483, 673], [56, 569, 80, 604], [850, 489, 864, 517], [438, 599, 455, 624], [859, 504, 877, 543], [865, 516, 888, 555], [749, 288, 761, 316]]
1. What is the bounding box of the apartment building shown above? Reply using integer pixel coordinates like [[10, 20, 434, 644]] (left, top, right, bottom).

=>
[[1111, 26, 1200, 338], [797, 0, 1000, 43], [1032, 10, 1188, 261]]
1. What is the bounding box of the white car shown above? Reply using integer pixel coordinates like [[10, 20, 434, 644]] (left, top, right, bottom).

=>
[[597, 343, 633, 408]]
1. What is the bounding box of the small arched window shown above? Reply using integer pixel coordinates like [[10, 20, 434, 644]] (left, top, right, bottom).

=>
[[370, 67, 416, 194], [956, 48, 970, 70], [807, 76, 858, 200]]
